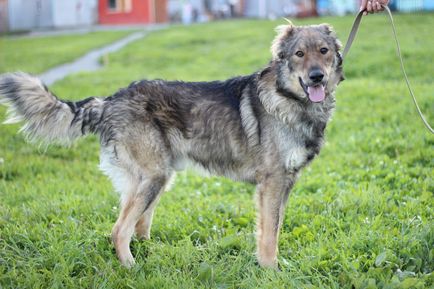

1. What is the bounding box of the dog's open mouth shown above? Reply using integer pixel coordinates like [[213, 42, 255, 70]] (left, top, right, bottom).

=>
[[299, 78, 326, 103]]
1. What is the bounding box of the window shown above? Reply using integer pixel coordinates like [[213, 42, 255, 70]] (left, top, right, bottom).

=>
[[107, 0, 132, 13], [108, 0, 116, 10]]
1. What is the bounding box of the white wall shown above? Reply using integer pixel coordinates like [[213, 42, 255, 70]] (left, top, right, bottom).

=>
[[7, 0, 97, 31], [52, 0, 97, 27], [8, 0, 52, 30]]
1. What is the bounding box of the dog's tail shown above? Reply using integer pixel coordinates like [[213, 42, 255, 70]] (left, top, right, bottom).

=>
[[0, 72, 104, 145]]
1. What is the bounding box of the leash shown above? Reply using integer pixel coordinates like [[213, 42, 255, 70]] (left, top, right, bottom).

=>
[[342, 5, 434, 134]]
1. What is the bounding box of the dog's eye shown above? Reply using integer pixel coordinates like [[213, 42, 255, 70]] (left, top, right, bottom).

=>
[[295, 51, 304, 57], [320, 48, 329, 54]]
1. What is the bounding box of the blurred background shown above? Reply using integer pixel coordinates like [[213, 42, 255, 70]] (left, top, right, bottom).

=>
[[0, 0, 433, 33]]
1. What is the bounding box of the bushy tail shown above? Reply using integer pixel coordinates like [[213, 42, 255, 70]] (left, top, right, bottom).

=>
[[0, 72, 104, 145]]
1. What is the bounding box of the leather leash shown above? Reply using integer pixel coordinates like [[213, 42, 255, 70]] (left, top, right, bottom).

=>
[[342, 5, 434, 134]]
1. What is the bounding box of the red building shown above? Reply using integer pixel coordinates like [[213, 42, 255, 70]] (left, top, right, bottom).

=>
[[98, 0, 167, 25]]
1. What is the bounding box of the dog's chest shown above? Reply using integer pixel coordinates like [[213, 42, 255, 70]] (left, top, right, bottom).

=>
[[272, 124, 307, 172], [270, 112, 327, 172]]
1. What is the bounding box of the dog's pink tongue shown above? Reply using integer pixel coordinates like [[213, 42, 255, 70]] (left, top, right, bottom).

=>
[[307, 85, 325, 102]]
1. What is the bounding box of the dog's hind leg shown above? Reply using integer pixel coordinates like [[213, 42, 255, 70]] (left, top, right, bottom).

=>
[[135, 195, 161, 240], [112, 173, 168, 267], [255, 172, 295, 269], [135, 173, 174, 239], [101, 124, 173, 267]]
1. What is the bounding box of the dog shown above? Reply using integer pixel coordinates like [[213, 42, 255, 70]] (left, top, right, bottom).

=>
[[0, 22, 343, 269]]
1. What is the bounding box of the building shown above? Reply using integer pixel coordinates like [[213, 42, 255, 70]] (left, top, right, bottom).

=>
[[168, 0, 244, 23], [242, 0, 317, 18], [1, 0, 433, 33], [168, 0, 318, 21], [4, 0, 98, 31], [98, 0, 167, 25], [0, 0, 8, 32], [0, 0, 167, 32]]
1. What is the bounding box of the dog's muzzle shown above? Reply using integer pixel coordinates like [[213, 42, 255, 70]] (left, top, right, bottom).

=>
[[299, 68, 327, 103]]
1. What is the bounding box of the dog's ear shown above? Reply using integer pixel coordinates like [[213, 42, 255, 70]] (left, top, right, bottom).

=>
[[334, 38, 342, 51], [271, 23, 294, 60], [317, 23, 335, 35], [318, 23, 342, 51]]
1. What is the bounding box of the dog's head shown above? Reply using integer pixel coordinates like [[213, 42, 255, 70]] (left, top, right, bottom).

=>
[[270, 22, 344, 103]]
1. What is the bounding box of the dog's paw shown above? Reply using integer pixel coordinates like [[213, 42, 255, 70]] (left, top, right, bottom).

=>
[[120, 255, 136, 268], [257, 258, 279, 270]]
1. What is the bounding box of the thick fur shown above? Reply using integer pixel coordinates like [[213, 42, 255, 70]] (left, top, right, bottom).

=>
[[0, 23, 344, 268]]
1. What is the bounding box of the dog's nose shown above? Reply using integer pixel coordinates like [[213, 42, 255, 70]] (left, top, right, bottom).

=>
[[309, 70, 324, 83]]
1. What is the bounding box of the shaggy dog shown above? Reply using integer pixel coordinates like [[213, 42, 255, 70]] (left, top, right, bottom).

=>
[[0, 22, 343, 268]]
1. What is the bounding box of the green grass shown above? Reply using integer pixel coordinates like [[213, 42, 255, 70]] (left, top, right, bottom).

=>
[[1, 13, 433, 288], [0, 30, 134, 74]]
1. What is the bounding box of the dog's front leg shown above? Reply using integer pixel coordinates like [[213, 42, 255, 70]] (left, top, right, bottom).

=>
[[255, 173, 295, 269]]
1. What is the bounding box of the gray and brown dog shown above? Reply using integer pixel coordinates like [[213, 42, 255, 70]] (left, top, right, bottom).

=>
[[0, 22, 343, 269]]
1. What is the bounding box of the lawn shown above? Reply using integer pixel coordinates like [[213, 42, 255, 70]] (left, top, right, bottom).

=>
[[0, 13, 433, 289], [0, 30, 134, 74]]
